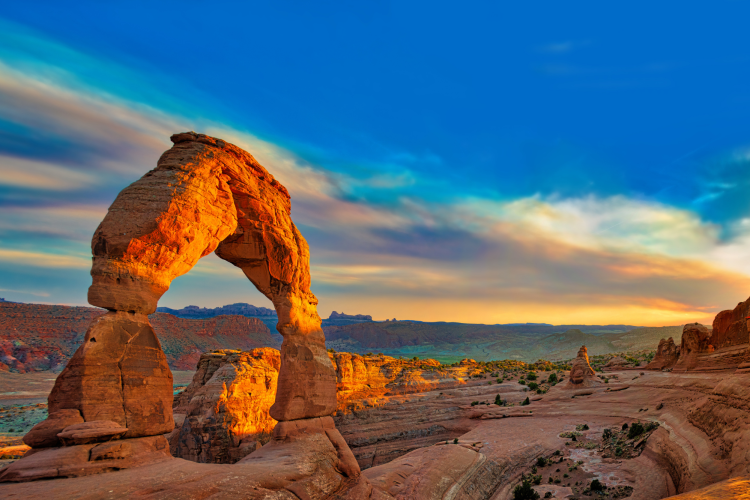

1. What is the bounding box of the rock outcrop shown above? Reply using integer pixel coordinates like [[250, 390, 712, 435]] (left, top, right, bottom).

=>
[[170, 348, 280, 463], [672, 323, 731, 372], [0, 302, 276, 373], [2, 133, 352, 486], [711, 296, 750, 349], [645, 337, 680, 371], [564, 346, 602, 389], [169, 348, 485, 464], [602, 356, 632, 370]]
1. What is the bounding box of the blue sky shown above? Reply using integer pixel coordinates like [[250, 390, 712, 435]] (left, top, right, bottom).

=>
[[1, 2, 750, 325]]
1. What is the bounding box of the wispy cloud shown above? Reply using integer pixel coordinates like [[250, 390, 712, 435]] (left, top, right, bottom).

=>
[[0, 287, 50, 297], [0, 21, 748, 326], [0, 248, 90, 268]]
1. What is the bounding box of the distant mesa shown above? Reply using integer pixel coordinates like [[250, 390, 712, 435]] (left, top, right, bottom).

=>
[[156, 302, 277, 318], [328, 311, 372, 321]]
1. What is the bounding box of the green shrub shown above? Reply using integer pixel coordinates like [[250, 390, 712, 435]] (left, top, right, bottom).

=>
[[528, 382, 539, 391], [454, 438, 458, 444], [559, 431, 582, 438], [521, 397, 530, 406], [602, 428, 613, 440], [590, 479, 604, 491], [536, 457, 547, 467], [622, 423, 629, 430], [526, 372, 538, 380], [512, 479, 540, 500], [576, 424, 589, 431], [628, 422, 645, 439], [548, 373, 558, 383], [495, 394, 504, 406]]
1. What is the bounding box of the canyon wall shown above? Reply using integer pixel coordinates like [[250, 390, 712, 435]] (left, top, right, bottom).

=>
[[0, 302, 276, 372]]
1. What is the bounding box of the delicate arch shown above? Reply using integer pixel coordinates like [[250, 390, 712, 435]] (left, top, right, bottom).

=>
[[50, 132, 335, 433]]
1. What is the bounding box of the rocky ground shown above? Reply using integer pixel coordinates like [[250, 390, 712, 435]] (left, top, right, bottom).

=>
[[3, 354, 749, 499]]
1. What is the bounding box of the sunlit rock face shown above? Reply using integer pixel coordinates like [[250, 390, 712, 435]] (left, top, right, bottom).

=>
[[6, 133, 341, 483], [169, 349, 484, 464], [645, 337, 680, 371], [564, 346, 602, 389], [711, 296, 750, 349], [170, 349, 280, 463]]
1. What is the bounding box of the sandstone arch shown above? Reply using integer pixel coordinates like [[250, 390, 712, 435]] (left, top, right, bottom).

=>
[[48, 132, 337, 440]]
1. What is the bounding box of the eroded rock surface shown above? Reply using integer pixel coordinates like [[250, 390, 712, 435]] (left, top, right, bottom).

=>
[[646, 337, 680, 371], [170, 348, 280, 463], [564, 346, 602, 389], [169, 349, 486, 465], [711, 296, 750, 349]]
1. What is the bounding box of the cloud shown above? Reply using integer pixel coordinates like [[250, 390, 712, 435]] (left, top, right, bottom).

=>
[[1, 22, 749, 326], [0, 248, 90, 268], [0, 155, 99, 191], [0, 288, 50, 298]]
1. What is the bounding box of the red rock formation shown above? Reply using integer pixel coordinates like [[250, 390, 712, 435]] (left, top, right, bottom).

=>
[[673, 324, 714, 372], [5, 133, 348, 484], [331, 352, 479, 411], [711, 296, 750, 349], [602, 356, 632, 370], [564, 346, 602, 389], [170, 348, 280, 463], [645, 337, 680, 371], [0, 302, 276, 373], [169, 349, 482, 464]]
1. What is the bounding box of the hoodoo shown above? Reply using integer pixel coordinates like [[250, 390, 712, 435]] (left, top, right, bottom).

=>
[[1, 133, 352, 484], [645, 337, 680, 371], [564, 345, 602, 389]]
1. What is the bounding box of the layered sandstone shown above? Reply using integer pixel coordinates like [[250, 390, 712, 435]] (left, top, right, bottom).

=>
[[169, 349, 486, 464], [170, 348, 280, 463], [711, 296, 750, 349], [563, 346, 602, 389], [670, 323, 748, 372], [645, 337, 680, 371]]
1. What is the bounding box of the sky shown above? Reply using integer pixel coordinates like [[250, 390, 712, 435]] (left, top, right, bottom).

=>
[[1, 1, 750, 326]]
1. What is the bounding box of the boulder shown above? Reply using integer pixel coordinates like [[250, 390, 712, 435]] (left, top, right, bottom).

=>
[[23, 409, 83, 449], [57, 421, 128, 446]]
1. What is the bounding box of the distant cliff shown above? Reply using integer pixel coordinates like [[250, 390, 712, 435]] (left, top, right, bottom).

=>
[[157, 302, 277, 318], [329, 311, 373, 321], [0, 303, 278, 372]]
